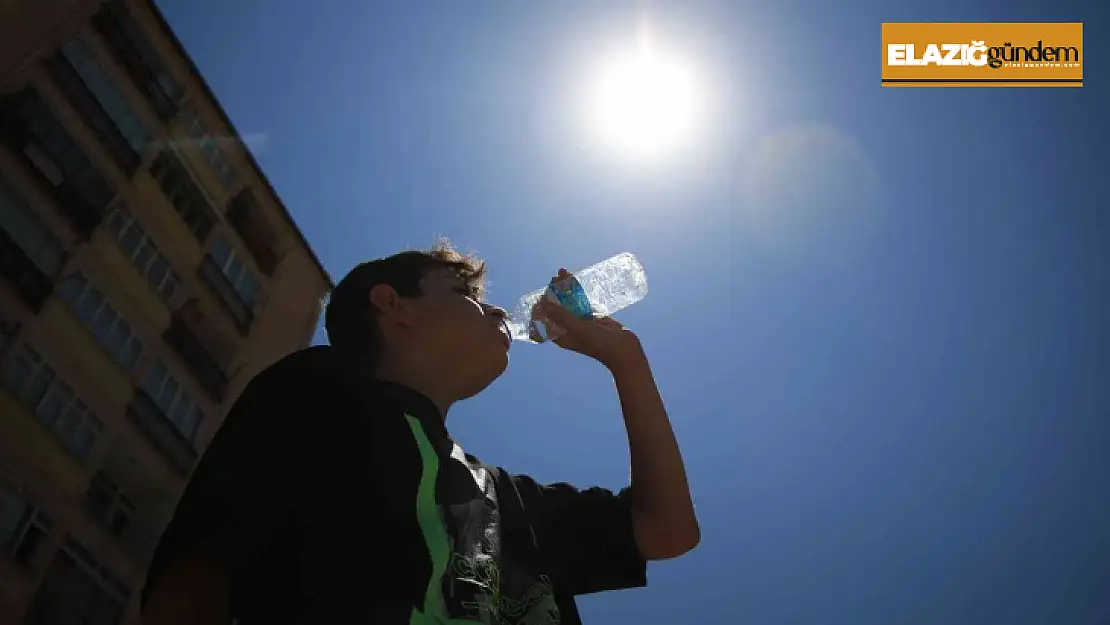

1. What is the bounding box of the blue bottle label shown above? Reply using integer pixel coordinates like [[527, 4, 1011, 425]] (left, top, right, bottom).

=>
[[548, 275, 593, 318], [527, 275, 593, 343]]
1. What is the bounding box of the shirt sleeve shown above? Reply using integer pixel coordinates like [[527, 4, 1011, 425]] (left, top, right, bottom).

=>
[[140, 364, 303, 608], [510, 474, 648, 596]]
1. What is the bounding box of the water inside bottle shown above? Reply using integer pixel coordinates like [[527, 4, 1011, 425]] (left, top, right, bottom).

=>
[[506, 252, 648, 344]]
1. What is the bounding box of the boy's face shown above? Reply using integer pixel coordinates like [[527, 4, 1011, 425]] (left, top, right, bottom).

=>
[[407, 267, 511, 398]]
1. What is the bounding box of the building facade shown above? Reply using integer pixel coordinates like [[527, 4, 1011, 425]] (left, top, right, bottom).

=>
[[0, 1, 333, 623]]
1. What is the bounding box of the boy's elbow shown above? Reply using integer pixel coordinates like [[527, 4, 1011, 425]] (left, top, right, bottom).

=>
[[634, 513, 701, 560], [681, 521, 702, 554], [664, 521, 701, 558]]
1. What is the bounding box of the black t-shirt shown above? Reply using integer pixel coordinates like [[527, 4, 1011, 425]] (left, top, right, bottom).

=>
[[142, 346, 647, 624]]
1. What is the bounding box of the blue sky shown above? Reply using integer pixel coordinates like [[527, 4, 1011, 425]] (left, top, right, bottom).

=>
[[158, 1, 1108, 623]]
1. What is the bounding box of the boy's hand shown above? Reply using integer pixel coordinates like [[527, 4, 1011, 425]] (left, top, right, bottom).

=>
[[536, 270, 645, 371]]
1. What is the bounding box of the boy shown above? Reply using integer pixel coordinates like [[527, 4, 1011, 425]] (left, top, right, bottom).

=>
[[141, 243, 698, 625]]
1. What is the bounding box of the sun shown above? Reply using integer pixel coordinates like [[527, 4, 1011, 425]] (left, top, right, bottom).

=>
[[585, 30, 703, 166]]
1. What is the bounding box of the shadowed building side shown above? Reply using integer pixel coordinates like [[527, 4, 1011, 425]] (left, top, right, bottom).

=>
[[0, 1, 333, 624]]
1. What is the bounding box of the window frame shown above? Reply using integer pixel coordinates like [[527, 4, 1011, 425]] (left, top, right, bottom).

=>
[[56, 272, 145, 373], [103, 204, 181, 304], [84, 472, 135, 538], [0, 172, 68, 278], [141, 359, 205, 441], [148, 150, 216, 243], [0, 88, 116, 236], [0, 479, 53, 568], [57, 36, 151, 156], [1, 345, 103, 459], [178, 104, 237, 190], [208, 233, 261, 310]]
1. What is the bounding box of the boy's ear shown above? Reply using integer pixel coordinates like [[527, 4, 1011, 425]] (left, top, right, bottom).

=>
[[369, 283, 413, 328]]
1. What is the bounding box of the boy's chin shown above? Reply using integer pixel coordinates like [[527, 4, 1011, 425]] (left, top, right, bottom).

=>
[[457, 359, 508, 400]]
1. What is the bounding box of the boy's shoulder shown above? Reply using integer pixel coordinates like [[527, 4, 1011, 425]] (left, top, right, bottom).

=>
[[243, 346, 425, 424], [242, 346, 362, 404], [251, 345, 345, 386]]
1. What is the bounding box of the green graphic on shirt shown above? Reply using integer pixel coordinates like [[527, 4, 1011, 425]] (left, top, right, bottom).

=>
[[404, 415, 560, 625], [407, 415, 471, 625]]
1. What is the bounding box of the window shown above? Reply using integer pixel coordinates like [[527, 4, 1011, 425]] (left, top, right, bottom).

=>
[[163, 315, 229, 402], [0, 89, 114, 234], [104, 206, 180, 302], [143, 361, 204, 440], [10, 508, 51, 566], [60, 38, 149, 153], [0, 478, 53, 567], [44, 51, 135, 175], [57, 274, 144, 372], [0, 174, 66, 277], [179, 106, 236, 189], [2, 345, 102, 458], [84, 473, 134, 537], [149, 152, 215, 242], [24, 539, 129, 625], [226, 190, 279, 276], [92, 0, 182, 121], [209, 236, 260, 308], [44, 37, 150, 178], [44, 41, 147, 176]]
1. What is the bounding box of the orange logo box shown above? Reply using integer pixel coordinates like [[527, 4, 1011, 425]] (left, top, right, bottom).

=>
[[881, 23, 1083, 87]]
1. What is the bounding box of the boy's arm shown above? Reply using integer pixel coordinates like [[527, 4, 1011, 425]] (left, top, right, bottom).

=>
[[537, 297, 700, 560], [608, 343, 700, 560]]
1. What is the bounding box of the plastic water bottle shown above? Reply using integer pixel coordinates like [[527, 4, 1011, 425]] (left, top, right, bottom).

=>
[[506, 252, 649, 344]]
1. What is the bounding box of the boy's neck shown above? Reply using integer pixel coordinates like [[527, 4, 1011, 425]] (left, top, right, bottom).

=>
[[373, 359, 454, 421]]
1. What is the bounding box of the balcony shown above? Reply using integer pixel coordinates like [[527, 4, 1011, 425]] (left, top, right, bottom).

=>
[[163, 313, 228, 402], [43, 50, 141, 178], [126, 389, 196, 476], [227, 190, 280, 276], [92, 2, 181, 121], [0, 92, 112, 239], [198, 255, 253, 334], [0, 228, 54, 312], [149, 152, 216, 243]]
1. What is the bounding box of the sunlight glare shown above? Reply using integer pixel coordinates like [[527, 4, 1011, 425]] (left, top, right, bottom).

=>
[[585, 28, 703, 166]]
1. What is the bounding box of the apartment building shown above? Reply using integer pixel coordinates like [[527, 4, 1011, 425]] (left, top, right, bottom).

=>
[[0, 1, 334, 623]]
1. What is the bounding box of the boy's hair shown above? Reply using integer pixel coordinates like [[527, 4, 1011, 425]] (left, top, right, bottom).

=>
[[324, 240, 487, 369]]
